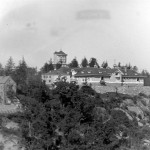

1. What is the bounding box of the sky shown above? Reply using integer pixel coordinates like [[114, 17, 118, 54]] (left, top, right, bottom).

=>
[[0, 0, 150, 72]]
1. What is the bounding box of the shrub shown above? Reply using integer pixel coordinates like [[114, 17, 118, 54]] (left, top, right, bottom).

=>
[[139, 92, 148, 98], [80, 85, 96, 95], [100, 80, 106, 86]]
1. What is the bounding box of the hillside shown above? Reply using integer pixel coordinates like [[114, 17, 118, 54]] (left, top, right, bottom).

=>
[[0, 83, 150, 150]]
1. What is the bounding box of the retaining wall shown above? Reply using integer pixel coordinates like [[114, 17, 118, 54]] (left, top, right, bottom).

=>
[[93, 85, 150, 96]]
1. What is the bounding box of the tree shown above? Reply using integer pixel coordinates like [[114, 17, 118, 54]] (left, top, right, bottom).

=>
[[41, 62, 47, 73], [133, 66, 138, 72], [89, 58, 99, 67], [81, 57, 88, 67], [13, 58, 28, 94], [0, 63, 4, 76], [101, 61, 108, 68], [5, 57, 15, 76], [118, 62, 121, 68], [48, 59, 54, 71], [56, 62, 62, 69], [141, 69, 150, 77], [126, 63, 132, 70], [41, 63, 52, 73], [41, 59, 54, 73], [69, 58, 79, 68]]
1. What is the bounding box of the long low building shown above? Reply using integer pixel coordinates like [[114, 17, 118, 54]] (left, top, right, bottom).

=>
[[42, 67, 146, 86], [74, 67, 145, 85]]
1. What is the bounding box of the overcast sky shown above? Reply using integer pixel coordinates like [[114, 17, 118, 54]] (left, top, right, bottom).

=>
[[0, 0, 150, 71]]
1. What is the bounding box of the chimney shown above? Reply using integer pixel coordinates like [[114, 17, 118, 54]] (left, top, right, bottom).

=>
[[113, 64, 117, 69]]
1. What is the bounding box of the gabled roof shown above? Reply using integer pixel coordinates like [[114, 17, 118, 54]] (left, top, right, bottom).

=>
[[43, 67, 146, 78], [119, 69, 146, 78], [45, 67, 71, 76], [74, 68, 146, 78], [0, 76, 11, 84], [74, 67, 117, 77], [54, 51, 67, 56]]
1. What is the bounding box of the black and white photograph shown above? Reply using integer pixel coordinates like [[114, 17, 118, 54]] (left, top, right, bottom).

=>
[[0, 0, 150, 149]]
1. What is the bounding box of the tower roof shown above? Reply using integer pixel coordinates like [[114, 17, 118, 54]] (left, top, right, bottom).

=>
[[54, 51, 67, 56]]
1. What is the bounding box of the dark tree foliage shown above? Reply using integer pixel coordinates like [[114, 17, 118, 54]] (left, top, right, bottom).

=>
[[26, 67, 38, 82], [5, 57, 15, 76], [12, 58, 28, 94], [81, 57, 88, 67], [89, 58, 99, 68], [101, 61, 108, 68], [80, 85, 96, 95], [0, 63, 5, 76], [126, 63, 132, 70], [56, 62, 62, 69], [49, 62, 54, 71], [11, 58, 40, 96], [7, 79, 140, 150], [141, 69, 150, 77], [41, 62, 49, 73], [132, 66, 138, 72], [41, 60, 54, 73], [69, 58, 79, 68], [118, 62, 121, 68]]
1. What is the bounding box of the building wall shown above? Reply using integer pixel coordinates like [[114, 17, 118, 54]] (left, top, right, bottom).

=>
[[42, 74, 57, 85], [75, 77, 104, 84], [42, 74, 70, 85], [144, 78, 150, 86], [0, 84, 4, 103], [0, 77, 16, 104], [110, 72, 122, 82], [4, 78, 16, 104], [54, 54, 67, 64], [94, 86, 150, 96], [5, 78, 16, 93], [74, 75, 144, 86], [122, 78, 144, 86], [54, 54, 58, 64]]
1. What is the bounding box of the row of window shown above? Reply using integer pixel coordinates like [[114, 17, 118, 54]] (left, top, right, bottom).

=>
[[43, 75, 51, 78], [77, 77, 109, 82]]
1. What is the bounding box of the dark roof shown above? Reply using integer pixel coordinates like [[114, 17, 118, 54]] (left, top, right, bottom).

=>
[[74, 68, 146, 78], [45, 67, 71, 76], [54, 51, 67, 56], [74, 67, 117, 77], [0, 76, 10, 84], [44, 67, 146, 78], [120, 69, 146, 78]]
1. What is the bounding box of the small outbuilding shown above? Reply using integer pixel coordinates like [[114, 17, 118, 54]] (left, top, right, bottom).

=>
[[0, 76, 16, 104]]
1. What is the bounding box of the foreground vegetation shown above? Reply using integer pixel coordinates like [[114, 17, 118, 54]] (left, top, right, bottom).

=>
[[0, 79, 150, 150]]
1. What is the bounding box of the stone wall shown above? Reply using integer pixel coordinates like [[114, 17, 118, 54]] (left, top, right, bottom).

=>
[[93, 85, 150, 96]]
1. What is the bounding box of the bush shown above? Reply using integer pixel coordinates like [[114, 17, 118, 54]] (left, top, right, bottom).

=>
[[139, 92, 148, 98], [80, 85, 96, 95], [100, 80, 106, 86]]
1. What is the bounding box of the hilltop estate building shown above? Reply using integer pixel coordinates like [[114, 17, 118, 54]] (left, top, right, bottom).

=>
[[53, 51, 67, 66], [42, 67, 145, 87], [42, 51, 146, 87]]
